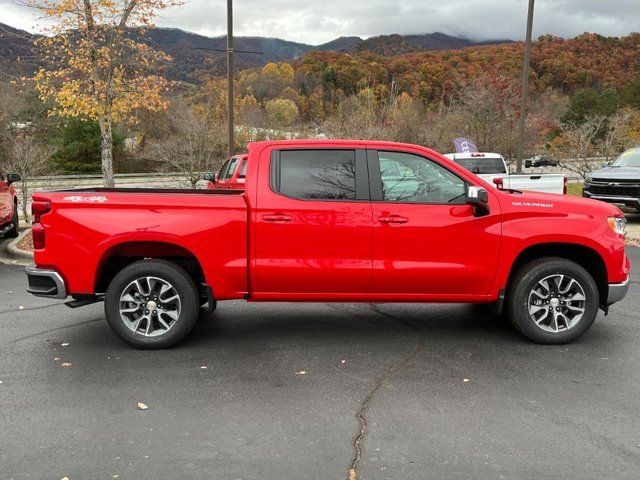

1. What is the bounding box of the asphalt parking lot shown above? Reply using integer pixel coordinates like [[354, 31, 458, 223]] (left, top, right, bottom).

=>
[[1, 248, 639, 480]]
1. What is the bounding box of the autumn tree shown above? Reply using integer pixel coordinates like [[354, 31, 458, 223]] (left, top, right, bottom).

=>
[[27, 0, 181, 187]]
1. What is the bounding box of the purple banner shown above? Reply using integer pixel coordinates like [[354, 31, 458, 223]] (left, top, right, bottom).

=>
[[453, 138, 479, 153]]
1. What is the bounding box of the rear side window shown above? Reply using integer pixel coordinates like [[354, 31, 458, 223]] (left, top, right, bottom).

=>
[[274, 150, 357, 200], [238, 159, 248, 178]]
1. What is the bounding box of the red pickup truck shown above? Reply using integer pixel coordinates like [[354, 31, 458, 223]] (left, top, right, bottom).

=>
[[25, 140, 630, 348], [0, 171, 20, 238]]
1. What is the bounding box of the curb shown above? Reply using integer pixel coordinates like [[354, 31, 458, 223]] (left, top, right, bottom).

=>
[[5, 228, 34, 262]]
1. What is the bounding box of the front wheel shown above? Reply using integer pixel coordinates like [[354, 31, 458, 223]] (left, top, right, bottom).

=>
[[105, 259, 200, 349], [506, 257, 599, 344]]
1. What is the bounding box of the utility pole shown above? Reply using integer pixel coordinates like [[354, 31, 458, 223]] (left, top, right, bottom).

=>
[[515, 0, 535, 173], [226, 0, 234, 158], [194, 1, 261, 159]]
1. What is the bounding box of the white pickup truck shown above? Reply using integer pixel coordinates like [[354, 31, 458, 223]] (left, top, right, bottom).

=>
[[444, 152, 566, 194]]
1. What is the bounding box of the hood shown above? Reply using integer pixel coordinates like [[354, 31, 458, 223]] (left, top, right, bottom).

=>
[[498, 189, 621, 217], [588, 166, 640, 180]]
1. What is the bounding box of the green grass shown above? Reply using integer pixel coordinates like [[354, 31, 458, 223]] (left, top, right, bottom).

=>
[[566, 183, 583, 196]]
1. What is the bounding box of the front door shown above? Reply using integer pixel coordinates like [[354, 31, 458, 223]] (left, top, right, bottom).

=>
[[368, 149, 502, 298], [253, 148, 373, 296]]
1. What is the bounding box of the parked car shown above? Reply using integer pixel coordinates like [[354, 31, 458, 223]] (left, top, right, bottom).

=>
[[205, 154, 248, 191], [444, 152, 566, 194], [525, 155, 559, 168], [25, 140, 629, 348], [0, 171, 20, 238], [583, 147, 640, 212]]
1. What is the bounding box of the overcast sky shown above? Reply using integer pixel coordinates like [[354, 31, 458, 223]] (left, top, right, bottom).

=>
[[1, 0, 638, 45]]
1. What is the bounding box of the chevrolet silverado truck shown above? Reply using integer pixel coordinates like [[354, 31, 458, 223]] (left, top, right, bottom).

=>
[[444, 152, 566, 194], [0, 171, 20, 238], [25, 140, 630, 348], [583, 147, 640, 212], [204, 154, 248, 191]]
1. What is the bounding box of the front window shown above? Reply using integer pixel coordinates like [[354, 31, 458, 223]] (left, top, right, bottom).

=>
[[377, 151, 466, 204], [611, 149, 640, 168]]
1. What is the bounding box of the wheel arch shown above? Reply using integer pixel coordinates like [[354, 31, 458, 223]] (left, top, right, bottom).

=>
[[94, 240, 206, 295], [505, 242, 608, 305]]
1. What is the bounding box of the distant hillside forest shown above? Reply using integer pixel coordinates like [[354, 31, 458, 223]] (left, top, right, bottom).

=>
[[1, 28, 639, 182]]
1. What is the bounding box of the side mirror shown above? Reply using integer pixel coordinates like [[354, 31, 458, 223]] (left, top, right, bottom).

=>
[[6, 173, 21, 185], [467, 186, 490, 217], [203, 172, 217, 182]]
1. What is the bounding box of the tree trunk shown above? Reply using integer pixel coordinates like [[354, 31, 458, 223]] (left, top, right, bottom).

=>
[[98, 115, 115, 188], [21, 179, 29, 224]]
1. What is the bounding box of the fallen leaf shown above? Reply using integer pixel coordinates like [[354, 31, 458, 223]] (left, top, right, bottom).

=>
[[200, 366, 207, 369], [61, 342, 70, 347], [54, 357, 60, 361], [137, 402, 148, 410], [340, 359, 346, 364], [60, 362, 72, 368], [463, 378, 470, 382], [295, 370, 306, 375], [18, 306, 25, 310], [61, 477, 69, 480]]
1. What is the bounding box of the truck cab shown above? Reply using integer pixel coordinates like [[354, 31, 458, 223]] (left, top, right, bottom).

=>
[[206, 155, 248, 191]]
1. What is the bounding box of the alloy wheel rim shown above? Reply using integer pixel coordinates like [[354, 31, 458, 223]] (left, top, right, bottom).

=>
[[118, 276, 181, 337], [527, 274, 586, 333]]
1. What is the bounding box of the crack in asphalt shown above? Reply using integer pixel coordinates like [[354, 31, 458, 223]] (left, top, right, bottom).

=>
[[347, 304, 426, 480]]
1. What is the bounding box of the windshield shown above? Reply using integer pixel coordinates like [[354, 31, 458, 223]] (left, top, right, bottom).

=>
[[611, 149, 640, 167], [453, 157, 506, 174]]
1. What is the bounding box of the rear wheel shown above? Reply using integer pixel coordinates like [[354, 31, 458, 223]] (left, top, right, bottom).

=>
[[506, 257, 599, 344], [6, 203, 19, 238], [105, 259, 199, 349]]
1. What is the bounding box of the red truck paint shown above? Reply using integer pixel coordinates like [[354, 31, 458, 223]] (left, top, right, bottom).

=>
[[26, 140, 630, 346], [0, 171, 20, 237]]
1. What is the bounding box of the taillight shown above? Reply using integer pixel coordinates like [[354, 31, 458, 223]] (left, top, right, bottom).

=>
[[32, 200, 51, 224], [31, 200, 50, 250], [32, 223, 45, 249]]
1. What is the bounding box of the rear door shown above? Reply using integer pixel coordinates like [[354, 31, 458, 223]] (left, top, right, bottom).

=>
[[253, 148, 373, 295], [368, 149, 502, 297]]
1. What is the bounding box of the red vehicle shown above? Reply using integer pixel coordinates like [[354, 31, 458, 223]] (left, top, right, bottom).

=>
[[206, 154, 248, 190], [0, 171, 20, 238], [25, 140, 630, 349]]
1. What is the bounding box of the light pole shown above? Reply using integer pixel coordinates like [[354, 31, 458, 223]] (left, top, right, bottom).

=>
[[515, 0, 535, 173]]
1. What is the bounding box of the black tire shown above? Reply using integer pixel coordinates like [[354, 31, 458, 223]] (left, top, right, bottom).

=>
[[6, 203, 19, 238], [506, 257, 599, 344], [105, 259, 200, 349]]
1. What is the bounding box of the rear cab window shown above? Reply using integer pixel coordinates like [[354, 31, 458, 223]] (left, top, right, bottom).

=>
[[453, 156, 506, 174]]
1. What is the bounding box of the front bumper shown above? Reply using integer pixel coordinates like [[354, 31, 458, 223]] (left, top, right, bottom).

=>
[[583, 191, 640, 209], [25, 264, 67, 299], [607, 275, 630, 306]]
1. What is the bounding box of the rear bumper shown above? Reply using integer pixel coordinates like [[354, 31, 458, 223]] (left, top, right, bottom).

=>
[[25, 264, 67, 299], [608, 275, 630, 306]]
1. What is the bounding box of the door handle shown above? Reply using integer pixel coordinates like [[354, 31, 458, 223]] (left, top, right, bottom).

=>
[[262, 213, 293, 222], [379, 215, 408, 224]]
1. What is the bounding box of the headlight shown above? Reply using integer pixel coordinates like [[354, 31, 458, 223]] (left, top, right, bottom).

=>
[[584, 174, 592, 186], [608, 216, 627, 236]]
